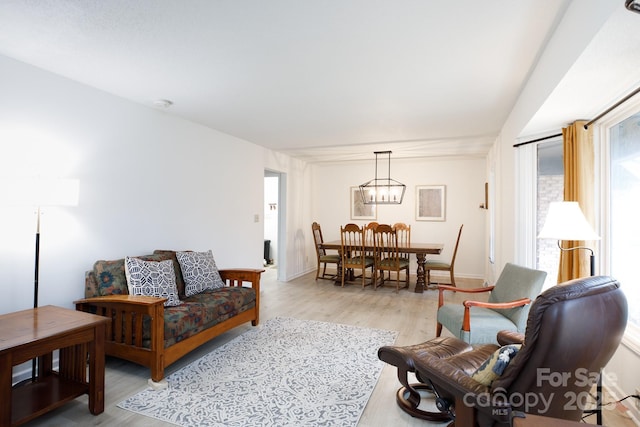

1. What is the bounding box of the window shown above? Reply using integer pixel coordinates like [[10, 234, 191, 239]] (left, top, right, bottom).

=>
[[609, 114, 640, 339], [536, 139, 564, 288]]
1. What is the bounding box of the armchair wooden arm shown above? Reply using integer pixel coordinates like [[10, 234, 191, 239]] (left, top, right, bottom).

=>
[[437, 284, 495, 308], [461, 298, 531, 333]]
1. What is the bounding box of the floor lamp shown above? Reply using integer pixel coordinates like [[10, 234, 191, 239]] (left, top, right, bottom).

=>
[[1, 178, 79, 381], [538, 201, 601, 423], [26, 179, 80, 308]]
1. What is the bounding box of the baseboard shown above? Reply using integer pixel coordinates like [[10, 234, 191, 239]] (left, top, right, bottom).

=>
[[290, 267, 484, 284], [286, 267, 317, 281]]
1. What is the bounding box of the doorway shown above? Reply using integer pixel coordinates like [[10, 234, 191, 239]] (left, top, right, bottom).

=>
[[264, 170, 286, 281]]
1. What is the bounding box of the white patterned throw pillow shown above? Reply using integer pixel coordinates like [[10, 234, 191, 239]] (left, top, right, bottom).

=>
[[124, 257, 182, 307], [176, 250, 225, 296]]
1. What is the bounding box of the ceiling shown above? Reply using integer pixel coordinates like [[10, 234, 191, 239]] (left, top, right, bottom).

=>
[[1, 1, 639, 163]]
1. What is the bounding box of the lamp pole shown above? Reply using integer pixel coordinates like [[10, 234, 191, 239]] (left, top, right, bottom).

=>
[[34, 206, 41, 309]]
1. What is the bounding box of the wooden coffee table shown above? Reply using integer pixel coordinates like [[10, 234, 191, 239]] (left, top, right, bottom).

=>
[[0, 305, 108, 426]]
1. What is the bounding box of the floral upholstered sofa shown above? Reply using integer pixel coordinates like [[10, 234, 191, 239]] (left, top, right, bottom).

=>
[[75, 249, 263, 383]]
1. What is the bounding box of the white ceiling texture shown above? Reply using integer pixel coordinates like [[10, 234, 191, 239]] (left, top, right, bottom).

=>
[[1, 1, 640, 163]]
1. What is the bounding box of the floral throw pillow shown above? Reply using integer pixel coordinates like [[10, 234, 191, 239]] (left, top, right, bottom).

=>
[[176, 250, 225, 296], [124, 257, 182, 307]]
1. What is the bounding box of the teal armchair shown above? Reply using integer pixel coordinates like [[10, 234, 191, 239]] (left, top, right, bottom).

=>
[[436, 263, 546, 344]]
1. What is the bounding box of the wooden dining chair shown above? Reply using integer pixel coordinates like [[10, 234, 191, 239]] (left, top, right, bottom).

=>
[[373, 224, 410, 292], [391, 222, 411, 282], [340, 223, 375, 288], [364, 222, 379, 265], [392, 222, 411, 260], [425, 224, 463, 287], [311, 222, 340, 280]]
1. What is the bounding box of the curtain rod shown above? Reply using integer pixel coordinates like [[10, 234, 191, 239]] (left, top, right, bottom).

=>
[[583, 85, 640, 129], [513, 133, 562, 148], [515, 83, 640, 147]]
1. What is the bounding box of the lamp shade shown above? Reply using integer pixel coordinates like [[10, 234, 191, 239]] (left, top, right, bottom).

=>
[[0, 178, 79, 206], [538, 201, 600, 241]]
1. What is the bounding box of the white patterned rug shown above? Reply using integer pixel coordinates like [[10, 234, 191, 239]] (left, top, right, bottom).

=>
[[118, 317, 398, 426]]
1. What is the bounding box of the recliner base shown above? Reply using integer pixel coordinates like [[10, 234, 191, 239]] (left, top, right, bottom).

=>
[[395, 383, 453, 422]]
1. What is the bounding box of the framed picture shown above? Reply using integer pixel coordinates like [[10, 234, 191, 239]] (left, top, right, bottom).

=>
[[350, 186, 376, 220], [416, 185, 446, 221]]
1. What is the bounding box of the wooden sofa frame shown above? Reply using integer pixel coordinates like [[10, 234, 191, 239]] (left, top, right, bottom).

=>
[[75, 268, 263, 382]]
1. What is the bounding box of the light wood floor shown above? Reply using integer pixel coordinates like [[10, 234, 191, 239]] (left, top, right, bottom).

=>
[[24, 268, 637, 426]]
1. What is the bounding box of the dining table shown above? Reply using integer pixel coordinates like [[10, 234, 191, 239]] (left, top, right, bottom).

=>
[[320, 240, 444, 293]]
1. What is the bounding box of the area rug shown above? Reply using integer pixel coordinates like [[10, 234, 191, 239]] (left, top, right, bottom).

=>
[[118, 317, 398, 426]]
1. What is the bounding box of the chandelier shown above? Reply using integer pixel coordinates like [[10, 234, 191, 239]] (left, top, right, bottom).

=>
[[358, 151, 406, 205], [626, 0, 640, 14]]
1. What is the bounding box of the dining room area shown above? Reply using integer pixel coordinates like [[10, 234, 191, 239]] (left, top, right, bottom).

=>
[[314, 221, 460, 293], [301, 154, 489, 290]]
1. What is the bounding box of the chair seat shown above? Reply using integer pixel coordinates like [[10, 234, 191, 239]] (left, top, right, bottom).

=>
[[345, 256, 374, 266], [319, 254, 341, 263], [425, 260, 451, 269], [437, 304, 518, 344], [378, 258, 410, 268]]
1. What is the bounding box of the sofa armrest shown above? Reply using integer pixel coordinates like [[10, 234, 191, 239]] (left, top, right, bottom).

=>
[[74, 295, 166, 374], [219, 268, 264, 326], [75, 294, 166, 307], [219, 269, 264, 290]]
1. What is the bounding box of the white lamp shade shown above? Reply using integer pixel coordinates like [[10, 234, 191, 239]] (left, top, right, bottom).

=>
[[0, 178, 79, 206], [538, 201, 600, 241]]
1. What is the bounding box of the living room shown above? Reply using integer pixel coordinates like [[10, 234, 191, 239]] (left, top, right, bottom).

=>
[[1, 1, 639, 425]]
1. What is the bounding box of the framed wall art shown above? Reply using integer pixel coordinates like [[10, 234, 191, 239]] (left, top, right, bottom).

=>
[[416, 185, 446, 221], [350, 186, 377, 220]]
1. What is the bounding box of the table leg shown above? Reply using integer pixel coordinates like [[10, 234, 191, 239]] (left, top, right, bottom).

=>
[[415, 252, 426, 293], [88, 323, 106, 415], [335, 250, 343, 286], [0, 354, 11, 426]]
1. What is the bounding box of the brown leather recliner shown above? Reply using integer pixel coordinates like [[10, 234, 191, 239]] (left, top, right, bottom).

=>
[[378, 275, 628, 427]]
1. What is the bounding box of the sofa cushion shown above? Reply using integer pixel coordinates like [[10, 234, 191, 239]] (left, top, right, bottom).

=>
[[176, 250, 225, 296], [124, 257, 182, 307], [160, 287, 256, 348]]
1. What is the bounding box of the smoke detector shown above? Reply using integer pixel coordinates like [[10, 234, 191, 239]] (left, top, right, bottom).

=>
[[153, 99, 173, 109]]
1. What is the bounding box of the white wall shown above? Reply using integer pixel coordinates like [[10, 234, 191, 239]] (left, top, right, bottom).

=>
[[0, 54, 266, 314], [310, 156, 487, 279]]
